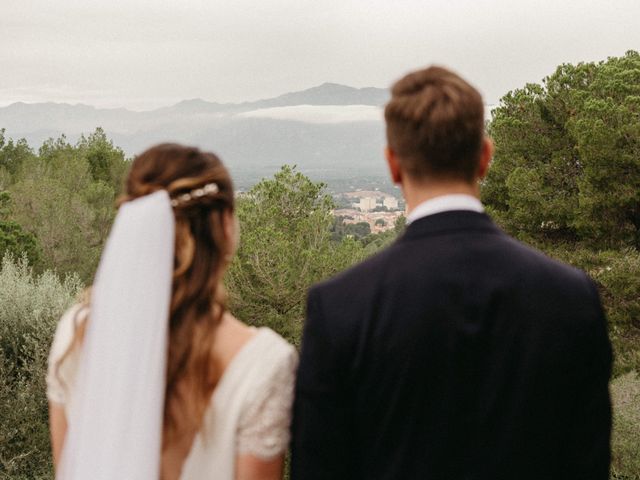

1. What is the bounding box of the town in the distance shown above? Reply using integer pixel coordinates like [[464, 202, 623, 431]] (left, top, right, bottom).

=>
[[332, 188, 405, 235]]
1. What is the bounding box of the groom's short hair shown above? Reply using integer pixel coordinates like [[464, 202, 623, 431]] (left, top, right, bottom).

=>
[[384, 66, 485, 183]]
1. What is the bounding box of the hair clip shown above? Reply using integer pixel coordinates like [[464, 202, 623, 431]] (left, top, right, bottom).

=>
[[170, 182, 219, 207]]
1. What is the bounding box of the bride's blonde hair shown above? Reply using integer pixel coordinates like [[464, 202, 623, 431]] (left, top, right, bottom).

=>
[[58, 143, 235, 470]]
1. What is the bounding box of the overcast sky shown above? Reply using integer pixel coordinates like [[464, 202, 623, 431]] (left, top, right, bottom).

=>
[[2, 0, 638, 110]]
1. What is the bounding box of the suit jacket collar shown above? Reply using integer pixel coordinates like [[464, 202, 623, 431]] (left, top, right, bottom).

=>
[[406, 194, 484, 225], [400, 210, 501, 242]]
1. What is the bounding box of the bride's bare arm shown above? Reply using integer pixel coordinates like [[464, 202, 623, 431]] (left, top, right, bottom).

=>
[[235, 453, 284, 480], [49, 402, 68, 468]]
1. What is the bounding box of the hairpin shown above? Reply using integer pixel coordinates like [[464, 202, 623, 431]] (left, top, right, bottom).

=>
[[170, 182, 219, 207]]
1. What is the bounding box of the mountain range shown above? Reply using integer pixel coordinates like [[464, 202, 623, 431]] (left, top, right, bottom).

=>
[[0, 83, 391, 188]]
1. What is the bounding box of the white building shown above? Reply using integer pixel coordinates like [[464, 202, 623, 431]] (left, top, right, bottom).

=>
[[357, 197, 377, 212], [383, 197, 399, 210]]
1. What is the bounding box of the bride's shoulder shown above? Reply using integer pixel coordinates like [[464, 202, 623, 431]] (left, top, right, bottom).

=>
[[248, 327, 298, 387], [224, 315, 297, 373], [256, 327, 297, 361]]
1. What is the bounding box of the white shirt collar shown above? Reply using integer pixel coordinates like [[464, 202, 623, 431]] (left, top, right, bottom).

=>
[[406, 194, 484, 225]]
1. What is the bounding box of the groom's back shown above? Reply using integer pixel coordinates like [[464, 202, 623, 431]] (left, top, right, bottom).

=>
[[293, 211, 611, 479], [319, 212, 608, 479]]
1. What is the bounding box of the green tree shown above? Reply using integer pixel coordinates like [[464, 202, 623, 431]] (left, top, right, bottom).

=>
[[568, 53, 640, 247], [76, 127, 128, 190], [5, 130, 128, 281], [0, 129, 35, 181], [330, 217, 372, 241], [0, 191, 40, 266], [10, 175, 99, 280], [226, 166, 365, 344], [484, 50, 640, 248]]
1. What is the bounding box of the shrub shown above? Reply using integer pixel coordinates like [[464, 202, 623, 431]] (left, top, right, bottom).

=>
[[538, 246, 640, 377], [0, 254, 82, 478], [610, 371, 640, 479]]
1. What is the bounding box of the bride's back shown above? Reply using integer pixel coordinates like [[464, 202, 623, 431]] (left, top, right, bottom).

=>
[[47, 144, 297, 480]]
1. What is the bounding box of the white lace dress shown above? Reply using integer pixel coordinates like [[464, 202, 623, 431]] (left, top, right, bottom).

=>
[[46, 305, 298, 480]]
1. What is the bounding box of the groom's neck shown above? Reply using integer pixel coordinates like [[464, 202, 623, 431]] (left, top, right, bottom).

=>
[[401, 176, 480, 215]]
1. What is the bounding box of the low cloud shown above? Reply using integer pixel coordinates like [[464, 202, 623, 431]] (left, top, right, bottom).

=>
[[237, 105, 383, 124]]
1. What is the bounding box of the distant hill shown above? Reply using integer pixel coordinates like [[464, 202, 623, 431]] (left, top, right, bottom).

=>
[[245, 83, 389, 109], [155, 83, 389, 115], [0, 83, 391, 187]]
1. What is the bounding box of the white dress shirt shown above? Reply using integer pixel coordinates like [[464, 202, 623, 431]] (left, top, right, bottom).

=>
[[406, 194, 484, 225]]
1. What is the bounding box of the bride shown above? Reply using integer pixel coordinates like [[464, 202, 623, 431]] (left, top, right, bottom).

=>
[[46, 144, 298, 480]]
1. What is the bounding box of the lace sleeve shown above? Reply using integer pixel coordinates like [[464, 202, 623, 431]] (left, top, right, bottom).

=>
[[236, 345, 299, 459]]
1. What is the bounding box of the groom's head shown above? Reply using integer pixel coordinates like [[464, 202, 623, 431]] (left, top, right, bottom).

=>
[[384, 66, 492, 187]]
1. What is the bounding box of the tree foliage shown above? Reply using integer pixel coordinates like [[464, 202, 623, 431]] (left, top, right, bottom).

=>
[[0, 129, 35, 182], [484, 50, 640, 249], [0, 191, 40, 265], [2, 128, 128, 281], [330, 217, 371, 240], [226, 166, 366, 344]]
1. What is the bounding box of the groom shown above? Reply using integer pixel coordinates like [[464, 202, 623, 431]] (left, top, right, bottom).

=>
[[291, 66, 612, 479]]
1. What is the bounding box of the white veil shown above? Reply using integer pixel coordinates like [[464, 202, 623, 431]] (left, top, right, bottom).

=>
[[58, 190, 175, 480]]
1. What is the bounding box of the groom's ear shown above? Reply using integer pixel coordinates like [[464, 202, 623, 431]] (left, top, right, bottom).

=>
[[476, 136, 494, 180], [385, 147, 403, 185]]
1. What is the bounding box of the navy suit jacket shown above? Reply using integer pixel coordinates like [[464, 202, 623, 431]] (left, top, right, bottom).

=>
[[291, 211, 611, 480]]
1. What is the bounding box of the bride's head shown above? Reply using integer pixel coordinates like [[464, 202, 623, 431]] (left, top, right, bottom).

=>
[[123, 143, 238, 448], [123, 142, 237, 285]]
